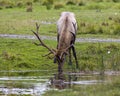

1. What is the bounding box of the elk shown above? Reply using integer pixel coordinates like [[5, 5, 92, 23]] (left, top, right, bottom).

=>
[[55, 12, 79, 73], [32, 12, 78, 79]]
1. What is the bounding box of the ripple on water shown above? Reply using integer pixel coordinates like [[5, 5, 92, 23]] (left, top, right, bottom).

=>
[[0, 71, 119, 95], [0, 76, 50, 95]]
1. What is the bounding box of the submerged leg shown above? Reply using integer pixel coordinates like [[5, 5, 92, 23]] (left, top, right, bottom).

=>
[[58, 63, 65, 80]]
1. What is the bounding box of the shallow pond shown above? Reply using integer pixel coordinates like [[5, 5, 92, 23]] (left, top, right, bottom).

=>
[[0, 76, 50, 96], [0, 71, 120, 96]]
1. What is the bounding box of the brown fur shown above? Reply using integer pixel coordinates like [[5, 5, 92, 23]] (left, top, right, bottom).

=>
[[55, 12, 78, 76], [56, 12, 77, 60]]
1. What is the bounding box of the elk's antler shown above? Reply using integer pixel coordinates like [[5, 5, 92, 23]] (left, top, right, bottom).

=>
[[32, 23, 55, 56], [32, 23, 74, 62], [60, 44, 74, 59]]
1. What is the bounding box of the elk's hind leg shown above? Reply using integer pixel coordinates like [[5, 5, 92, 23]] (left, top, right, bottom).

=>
[[68, 48, 72, 66], [71, 46, 79, 69]]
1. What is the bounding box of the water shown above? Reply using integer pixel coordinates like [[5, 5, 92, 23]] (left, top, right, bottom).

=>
[[0, 34, 120, 43], [0, 71, 119, 96], [0, 76, 50, 96]]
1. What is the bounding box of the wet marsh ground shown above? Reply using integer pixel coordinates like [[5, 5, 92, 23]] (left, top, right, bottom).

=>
[[0, 38, 120, 96], [0, 0, 120, 95], [0, 75, 49, 95], [0, 71, 120, 96], [43, 73, 120, 96]]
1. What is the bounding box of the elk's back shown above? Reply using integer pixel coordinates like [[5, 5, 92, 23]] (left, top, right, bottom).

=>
[[57, 12, 77, 55]]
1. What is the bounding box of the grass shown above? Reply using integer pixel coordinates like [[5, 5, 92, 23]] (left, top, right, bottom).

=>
[[0, 6, 58, 35], [0, 1, 120, 38], [0, 38, 58, 76], [0, 1, 120, 96], [0, 38, 120, 76]]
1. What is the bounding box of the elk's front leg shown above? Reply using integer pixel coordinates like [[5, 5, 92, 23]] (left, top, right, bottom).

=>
[[58, 63, 63, 74], [58, 62, 64, 79]]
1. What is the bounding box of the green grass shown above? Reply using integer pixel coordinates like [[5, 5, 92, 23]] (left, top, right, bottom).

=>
[[0, 6, 58, 35], [0, 38, 57, 76], [76, 42, 120, 71], [0, 38, 120, 76], [0, 1, 120, 38], [0, 1, 120, 95]]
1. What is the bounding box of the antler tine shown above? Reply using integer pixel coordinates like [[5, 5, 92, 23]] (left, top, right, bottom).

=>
[[32, 23, 55, 55], [33, 42, 41, 46], [36, 23, 40, 34], [42, 51, 53, 57], [65, 44, 73, 52], [60, 44, 74, 60]]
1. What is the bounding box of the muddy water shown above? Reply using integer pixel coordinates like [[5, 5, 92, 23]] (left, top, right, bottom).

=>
[[0, 71, 120, 96]]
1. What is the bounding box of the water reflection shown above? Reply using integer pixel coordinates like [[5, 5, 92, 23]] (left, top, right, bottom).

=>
[[0, 76, 50, 95], [70, 80, 104, 85], [0, 71, 119, 95]]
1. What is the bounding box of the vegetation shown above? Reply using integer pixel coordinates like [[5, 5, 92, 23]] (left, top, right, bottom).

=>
[[0, 0, 120, 38], [0, 38, 120, 76], [0, 38, 57, 76], [0, 0, 120, 95]]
